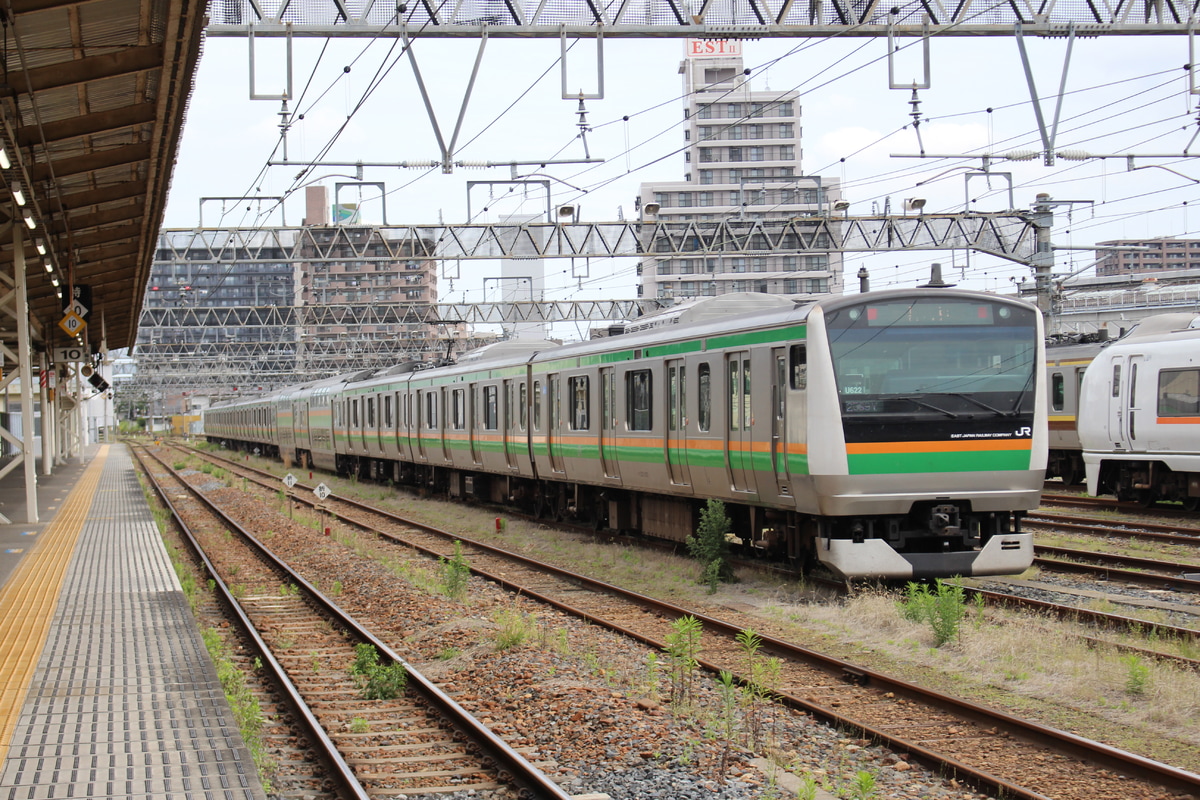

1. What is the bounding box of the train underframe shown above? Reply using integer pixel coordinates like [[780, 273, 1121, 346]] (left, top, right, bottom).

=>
[[1097, 460, 1200, 511], [320, 451, 1031, 580], [1047, 449, 1086, 486]]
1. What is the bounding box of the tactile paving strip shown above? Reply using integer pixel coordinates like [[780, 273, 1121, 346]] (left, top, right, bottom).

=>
[[0, 448, 265, 800]]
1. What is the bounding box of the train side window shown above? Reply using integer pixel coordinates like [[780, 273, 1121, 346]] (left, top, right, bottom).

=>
[[425, 391, 438, 430], [383, 395, 393, 429], [627, 370, 652, 431], [568, 376, 589, 430], [1112, 364, 1121, 398], [698, 363, 711, 432], [519, 382, 528, 431], [352, 398, 360, 428], [729, 361, 740, 431], [533, 380, 542, 430], [729, 359, 750, 430], [743, 359, 752, 429], [1051, 373, 1064, 412], [789, 344, 807, 390], [776, 354, 786, 419], [1158, 368, 1200, 416], [452, 389, 466, 430], [668, 367, 679, 432], [367, 397, 376, 428], [484, 385, 499, 430]]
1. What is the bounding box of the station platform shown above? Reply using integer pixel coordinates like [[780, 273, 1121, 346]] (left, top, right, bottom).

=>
[[0, 444, 265, 800]]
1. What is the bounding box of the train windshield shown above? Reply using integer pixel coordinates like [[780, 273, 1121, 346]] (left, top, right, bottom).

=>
[[824, 297, 1038, 419]]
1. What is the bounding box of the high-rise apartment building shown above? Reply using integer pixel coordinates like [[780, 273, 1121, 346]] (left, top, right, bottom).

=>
[[637, 40, 844, 301], [134, 186, 446, 399]]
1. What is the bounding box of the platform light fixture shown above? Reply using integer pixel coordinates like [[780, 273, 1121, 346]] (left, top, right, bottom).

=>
[[43, 259, 52, 273], [34, 238, 45, 255], [0, 145, 9, 170], [11, 180, 25, 207], [22, 209, 35, 229], [50, 276, 59, 287]]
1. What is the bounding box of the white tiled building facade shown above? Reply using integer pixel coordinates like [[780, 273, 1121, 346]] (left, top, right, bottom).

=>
[[637, 40, 844, 302]]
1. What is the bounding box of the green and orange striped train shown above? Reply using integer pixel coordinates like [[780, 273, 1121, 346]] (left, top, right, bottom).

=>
[[205, 287, 1047, 580]]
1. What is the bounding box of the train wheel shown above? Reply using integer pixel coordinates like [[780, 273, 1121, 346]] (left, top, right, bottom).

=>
[[1136, 490, 1158, 509], [1062, 464, 1084, 487], [1183, 496, 1199, 512], [591, 498, 608, 531]]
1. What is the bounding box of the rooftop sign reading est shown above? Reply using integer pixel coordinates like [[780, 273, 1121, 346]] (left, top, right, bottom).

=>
[[686, 39, 741, 58]]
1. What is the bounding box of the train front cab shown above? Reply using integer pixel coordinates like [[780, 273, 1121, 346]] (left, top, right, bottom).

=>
[[798, 292, 1044, 580]]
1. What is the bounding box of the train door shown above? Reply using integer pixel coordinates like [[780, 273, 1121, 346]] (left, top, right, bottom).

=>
[[468, 386, 482, 464], [547, 374, 564, 474], [770, 347, 790, 490], [599, 367, 619, 479], [1109, 354, 1148, 453], [416, 389, 432, 460], [727, 351, 754, 493], [438, 387, 450, 461], [666, 359, 691, 486], [503, 380, 518, 470]]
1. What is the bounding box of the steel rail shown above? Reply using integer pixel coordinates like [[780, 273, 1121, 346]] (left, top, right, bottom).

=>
[[961, 586, 1200, 664], [1035, 546, 1200, 589], [132, 445, 372, 800], [1027, 512, 1200, 542], [181, 444, 1200, 800], [142, 446, 574, 800]]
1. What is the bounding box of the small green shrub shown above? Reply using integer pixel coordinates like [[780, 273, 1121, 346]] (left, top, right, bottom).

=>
[[349, 643, 408, 700], [440, 541, 471, 601], [493, 606, 536, 650], [897, 579, 966, 646], [1123, 653, 1150, 695]]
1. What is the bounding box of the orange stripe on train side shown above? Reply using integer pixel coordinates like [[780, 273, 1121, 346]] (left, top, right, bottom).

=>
[[1158, 416, 1200, 424], [846, 439, 1031, 454]]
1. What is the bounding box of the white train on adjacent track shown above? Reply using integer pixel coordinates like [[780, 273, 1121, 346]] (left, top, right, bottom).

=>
[[1075, 313, 1200, 510]]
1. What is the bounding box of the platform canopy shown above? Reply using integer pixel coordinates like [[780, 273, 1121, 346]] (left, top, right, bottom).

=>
[[0, 0, 207, 356]]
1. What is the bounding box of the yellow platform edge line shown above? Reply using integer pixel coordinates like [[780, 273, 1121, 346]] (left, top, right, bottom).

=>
[[0, 446, 111, 759]]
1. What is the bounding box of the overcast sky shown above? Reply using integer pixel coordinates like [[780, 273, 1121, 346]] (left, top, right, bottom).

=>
[[163, 31, 1200, 323]]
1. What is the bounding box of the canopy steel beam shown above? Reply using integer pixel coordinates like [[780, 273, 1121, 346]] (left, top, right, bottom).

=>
[[205, 1, 1199, 37]]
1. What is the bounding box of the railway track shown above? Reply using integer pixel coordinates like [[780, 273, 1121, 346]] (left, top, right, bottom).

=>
[[1042, 491, 1199, 518], [171, 442, 1200, 800], [133, 444, 573, 800]]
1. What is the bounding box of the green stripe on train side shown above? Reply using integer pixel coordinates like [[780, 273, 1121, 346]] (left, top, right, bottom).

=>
[[848, 449, 1031, 474], [706, 324, 807, 351]]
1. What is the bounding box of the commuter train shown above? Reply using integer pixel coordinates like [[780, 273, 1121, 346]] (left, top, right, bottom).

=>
[[1045, 333, 1110, 485], [205, 288, 1047, 580], [1065, 313, 1200, 509]]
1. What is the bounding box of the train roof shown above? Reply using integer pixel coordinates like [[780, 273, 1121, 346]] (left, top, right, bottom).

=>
[[621, 293, 797, 334], [1122, 312, 1200, 340]]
